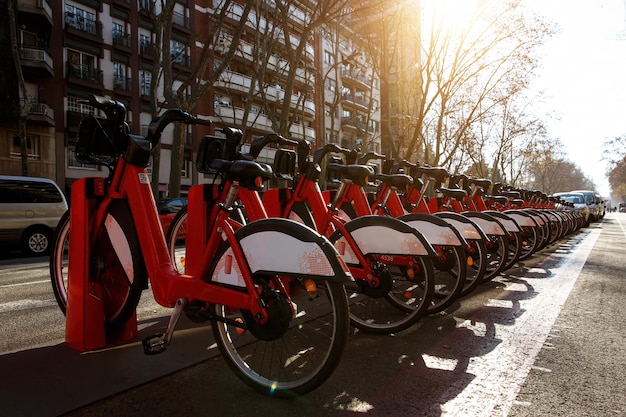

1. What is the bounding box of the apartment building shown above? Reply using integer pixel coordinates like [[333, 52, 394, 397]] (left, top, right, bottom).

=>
[[1, 0, 382, 196]]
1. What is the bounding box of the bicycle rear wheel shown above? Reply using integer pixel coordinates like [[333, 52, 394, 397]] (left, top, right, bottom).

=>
[[208, 241, 349, 397], [426, 245, 466, 313], [482, 234, 508, 282]]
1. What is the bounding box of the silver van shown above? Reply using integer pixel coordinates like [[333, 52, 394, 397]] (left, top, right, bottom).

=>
[[0, 175, 68, 256]]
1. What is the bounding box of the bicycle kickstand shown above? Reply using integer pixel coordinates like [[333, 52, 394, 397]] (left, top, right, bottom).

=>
[[142, 298, 188, 355]]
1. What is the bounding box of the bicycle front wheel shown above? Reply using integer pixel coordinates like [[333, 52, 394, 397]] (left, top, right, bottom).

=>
[[50, 210, 70, 314], [209, 242, 349, 397]]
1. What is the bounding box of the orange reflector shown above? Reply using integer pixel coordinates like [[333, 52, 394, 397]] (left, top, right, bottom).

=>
[[255, 176, 263, 189], [404, 291, 413, 299], [235, 317, 245, 336], [180, 256, 185, 268], [467, 256, 473, 267], [338, 241, 346, 256], [304, 279, 317, 297], [225, 254, 233, 274], [406, 267, 415, 279]]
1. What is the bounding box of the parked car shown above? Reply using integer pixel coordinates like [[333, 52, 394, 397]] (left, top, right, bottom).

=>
[[570, 190, 601, 222], [157, 197, 187, 235], [553, 191, 591, 226], [619, 202, 626, 213], [0, 175, 68, 255]]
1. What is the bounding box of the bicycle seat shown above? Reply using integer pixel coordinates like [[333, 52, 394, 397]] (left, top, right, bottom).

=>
[[374, 173, 413, 189], [413, 166, 449, 183], [327, 163, 374, 187], [499, 190, 520, 199], [486, 195, 508, 205], [439, 187, 467, 201], [210, 159, 273, 191], [468, 178, 492, 191]]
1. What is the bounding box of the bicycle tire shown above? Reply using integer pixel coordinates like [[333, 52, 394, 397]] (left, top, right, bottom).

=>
[[482, 233, 508, 282], [50, 209, 70, 314], [327, 219, 435, 334], [50, 203, 144, 332], [166, 206, 188, 274], [460, 238, 487, 297], [425, 245, 466, 314], [290, 201, 436, 333], [208, 237, 350, 398]]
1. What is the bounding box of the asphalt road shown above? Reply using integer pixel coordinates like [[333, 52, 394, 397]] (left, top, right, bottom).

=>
[[1, 214, 624, 417]]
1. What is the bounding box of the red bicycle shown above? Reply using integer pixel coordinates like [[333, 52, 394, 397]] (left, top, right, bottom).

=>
[[50, 95, 352, 397], [169, 136, 437, 334]]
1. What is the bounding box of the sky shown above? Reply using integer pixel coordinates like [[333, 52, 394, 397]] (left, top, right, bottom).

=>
[[523, 0, 626, 198]]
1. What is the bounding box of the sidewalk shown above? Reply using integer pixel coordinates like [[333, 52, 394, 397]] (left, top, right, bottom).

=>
[[3, 215, 624, 417]]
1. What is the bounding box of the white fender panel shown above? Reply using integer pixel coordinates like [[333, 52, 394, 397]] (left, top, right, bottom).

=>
[[105, 213, 134, 284], [439, 217, 484, 240], [505, 212, 537, 227], [488, 214, 520, 233], [464, 216, 505, 235], [212, 231, 337, 287], [336, 225, 430, 263], [403, 219, 463, 246]]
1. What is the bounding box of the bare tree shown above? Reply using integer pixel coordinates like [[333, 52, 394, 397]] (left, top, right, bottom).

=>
[[7, 0, 35, 176], [393, 0, 554, 174], [603, 134, 626, 200], [142, 0, 253, 197]]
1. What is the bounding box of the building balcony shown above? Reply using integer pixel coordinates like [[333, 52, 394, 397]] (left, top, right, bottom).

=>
[[113, 31, 132, 50], [140, 41, 158, 60], [139, 0, 154, 13], [113, 75, 132, 95], [66, 62, 103, 87], [16, 0, 52, 25], [172, 11, 191, 30], [341, 117, 368, 133], [65, 12, 103, 40], [171, 53, 191, 69], [341, 93, 370, 112], [21, 100, 55, 126], [341, 68, 371, 90], [19, 46, 54, 76], [215, 70, 314, 117]]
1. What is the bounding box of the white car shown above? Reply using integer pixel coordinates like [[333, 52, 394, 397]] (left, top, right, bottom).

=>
[[553, 192, 591, 226]]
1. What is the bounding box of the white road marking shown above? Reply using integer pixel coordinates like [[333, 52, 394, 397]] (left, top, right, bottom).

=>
[[438, 227, 601, 416], [0, 279, 51, 288], [0, 299, 58, 313]]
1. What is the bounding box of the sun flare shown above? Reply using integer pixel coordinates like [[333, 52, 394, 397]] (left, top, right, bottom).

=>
[[419, 0, 481, 29]]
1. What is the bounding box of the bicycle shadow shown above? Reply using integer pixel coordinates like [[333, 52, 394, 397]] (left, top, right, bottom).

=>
[[0, 315, 217, 417]]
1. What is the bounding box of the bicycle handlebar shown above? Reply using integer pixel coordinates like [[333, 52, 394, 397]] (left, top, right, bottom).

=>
[[312, 143, 352, 165], [84, 94, 212, 148], [357, 151, 385, 165], [248, 133, 299, 159]]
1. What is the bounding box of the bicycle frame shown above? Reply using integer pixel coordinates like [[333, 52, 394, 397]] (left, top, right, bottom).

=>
[[67, 144, 351, 353]]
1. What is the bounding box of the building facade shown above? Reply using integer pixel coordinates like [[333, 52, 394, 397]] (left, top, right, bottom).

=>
[[1, 0, 382, 196]]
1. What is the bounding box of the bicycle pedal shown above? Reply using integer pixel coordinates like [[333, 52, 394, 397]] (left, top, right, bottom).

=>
[[142, 334, 167, 355]]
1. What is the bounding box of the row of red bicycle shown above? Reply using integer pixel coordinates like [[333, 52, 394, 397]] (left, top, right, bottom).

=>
[[49, 97, 587, 397]]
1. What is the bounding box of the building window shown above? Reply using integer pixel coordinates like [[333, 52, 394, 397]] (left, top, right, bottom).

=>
[[10, 135, 41, 160], [140, 70, 151, 96], [65, 4, 97, 35], [67, 48, 100, 82], [181, 159, 191, 178], [67, 96, 94, 114], [113, 62, 128, 90], [324, 50, 335, 65], [67, 147, 97, 170], [170, 40, 188, 65], [325, 78, 336, 92]]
